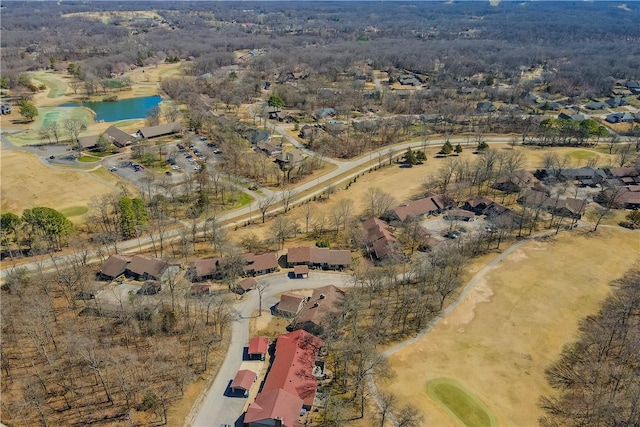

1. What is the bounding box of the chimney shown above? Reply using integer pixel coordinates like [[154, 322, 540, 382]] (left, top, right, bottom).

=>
[[275, 416, 283, 427], [319, 293, 326, 299]]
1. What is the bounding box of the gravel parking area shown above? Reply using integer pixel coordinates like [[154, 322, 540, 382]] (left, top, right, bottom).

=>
[[422, 215, 487, 240]]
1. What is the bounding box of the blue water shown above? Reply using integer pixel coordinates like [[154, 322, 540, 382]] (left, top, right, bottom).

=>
[[61, 95, 162, 122]]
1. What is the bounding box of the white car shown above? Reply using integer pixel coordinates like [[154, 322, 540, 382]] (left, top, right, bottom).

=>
[[172, 165, 181, 170], [108, 166, 118, 172]]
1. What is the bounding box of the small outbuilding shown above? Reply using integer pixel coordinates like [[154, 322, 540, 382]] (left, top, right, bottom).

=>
[[236, 277, 258, 294], [230, 369, 257, 397], [293, 265, 309, 278], [248, 336, 269, 360]]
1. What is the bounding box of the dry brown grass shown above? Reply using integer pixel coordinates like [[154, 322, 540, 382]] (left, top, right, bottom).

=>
[[377, 226, 640, 426], [0, 150, 116, 217]]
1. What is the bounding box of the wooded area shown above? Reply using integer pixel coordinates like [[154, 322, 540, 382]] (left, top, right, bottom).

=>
[[540, 268, 640, 427]]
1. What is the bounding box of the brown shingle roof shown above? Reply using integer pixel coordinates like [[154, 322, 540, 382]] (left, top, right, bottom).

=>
[[243, 252, 278, 274], [362, 217, 396, 259], [100, 254, 132, 278], [393, 192, 449, 221], [293, 285, 345, 334], [287, 247, 351, 267], [126, 255, 166, 279], [278, 293, 306, 316], [192, 257, 220, 278], [104, 126, 134, 147], [137, 122, 181, 139], [237, 277, 258, 292]]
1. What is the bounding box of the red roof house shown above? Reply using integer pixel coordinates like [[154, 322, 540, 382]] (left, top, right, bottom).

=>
[[262, 330, 324, 408], [244, 388, 303, 427]]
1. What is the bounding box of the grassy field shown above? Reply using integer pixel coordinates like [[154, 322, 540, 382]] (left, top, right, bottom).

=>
[[427, 378, 497, 427], [377, 227, 640, 426], [77, 155, 101, 163], [0, 150, 116, 217], [29, 71, 68, 98], [59, 205, 89, 218]]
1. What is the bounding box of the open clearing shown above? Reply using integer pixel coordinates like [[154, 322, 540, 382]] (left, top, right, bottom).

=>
[[0, 150, 115, 217], [377, 227, 639, 426]]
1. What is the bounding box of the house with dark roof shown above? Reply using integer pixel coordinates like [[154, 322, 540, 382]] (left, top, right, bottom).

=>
[[299, 124, 320, 140], [490, 169, 535, 193], [483, 201, 520, 228], [98, 254, 132, 280], [236, 277, 258, 294], [286, 247, 351, 270], [519, 190, 586, 219], [274, 150, 305, 172], [104, 126, 135, 147], [256, 141, 281, 157], [605, 97, 628, 108], [605, 112, 635, 124], [136, 122, 181, 139], [462, 196, 494, 215], [444, 208, 476, 222], [77, 134, 100, 150], [362, 217, 397, 260], [389, 192, 452, 221], [584, 101, 609, 110], [243, 252, 278, 276], [125, 255, 167, 281], [246, 129, 271, 145], [190, 257, 221, 282], [476, 101, 496, 113], [290, 285, 345, 336], [559, 167, 606, 185], [275, 293, 307, 318]]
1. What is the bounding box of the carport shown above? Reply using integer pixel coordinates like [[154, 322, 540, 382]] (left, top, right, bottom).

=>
[[230, 369, 257, 397], [293, 265, 309, 278]]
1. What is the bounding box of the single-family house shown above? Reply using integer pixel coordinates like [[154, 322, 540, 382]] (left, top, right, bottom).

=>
[[605, 97, 628, 108], [256, 141, 281, 156], [362, 217, 397, 260], [125, 255, 167, 281], [275, 293, 307, 317], [299, 124, 320, 140], [444, 208, 476, 222], [559, 167, 606, 185], [243, 252, 278, 276], [98, 254, 132, 280], [290, 285, 345, 336], [462, 196, 494, 215], [491, 169, 535, 193], [246, 129, 271, 145], [190, 257, 222, 282], [248, 336, 269, 360], [390, 192, 452, 221], [626, 81, 640, 94], [584, 101, 609, 110], [236, 277, 258, 294], [230, 369, 257, 397], [189, 284, 211, 297], [605, 112, 635, 124], [274, 150, 305, 172]]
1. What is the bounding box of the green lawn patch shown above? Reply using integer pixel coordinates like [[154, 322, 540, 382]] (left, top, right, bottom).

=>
[[231, 192, 252, 207], [568, 150, 597, 160], [77, 155, 100, 163], [30, 72, 68, 98], [60, 206, 89, 217], [427, 378, 497, 427]]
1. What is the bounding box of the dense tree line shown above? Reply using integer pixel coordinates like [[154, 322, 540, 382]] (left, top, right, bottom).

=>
[[2, 2, 639, 98], [539, 268, 640, 427]]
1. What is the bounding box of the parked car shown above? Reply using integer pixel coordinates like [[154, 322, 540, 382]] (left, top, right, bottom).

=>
[[199, 136, 208, 141], [445, 231, 460, 239], [108, 166, 118, 172]]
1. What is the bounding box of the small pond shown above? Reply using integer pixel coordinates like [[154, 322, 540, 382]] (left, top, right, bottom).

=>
[[61, 95, 162, 122]]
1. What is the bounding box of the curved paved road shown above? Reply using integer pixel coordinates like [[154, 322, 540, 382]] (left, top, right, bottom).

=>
[[187, 271, 353, 427]]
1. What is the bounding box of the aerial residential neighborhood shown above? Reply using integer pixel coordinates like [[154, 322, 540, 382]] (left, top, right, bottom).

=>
[[1, 2, 639, 427]]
